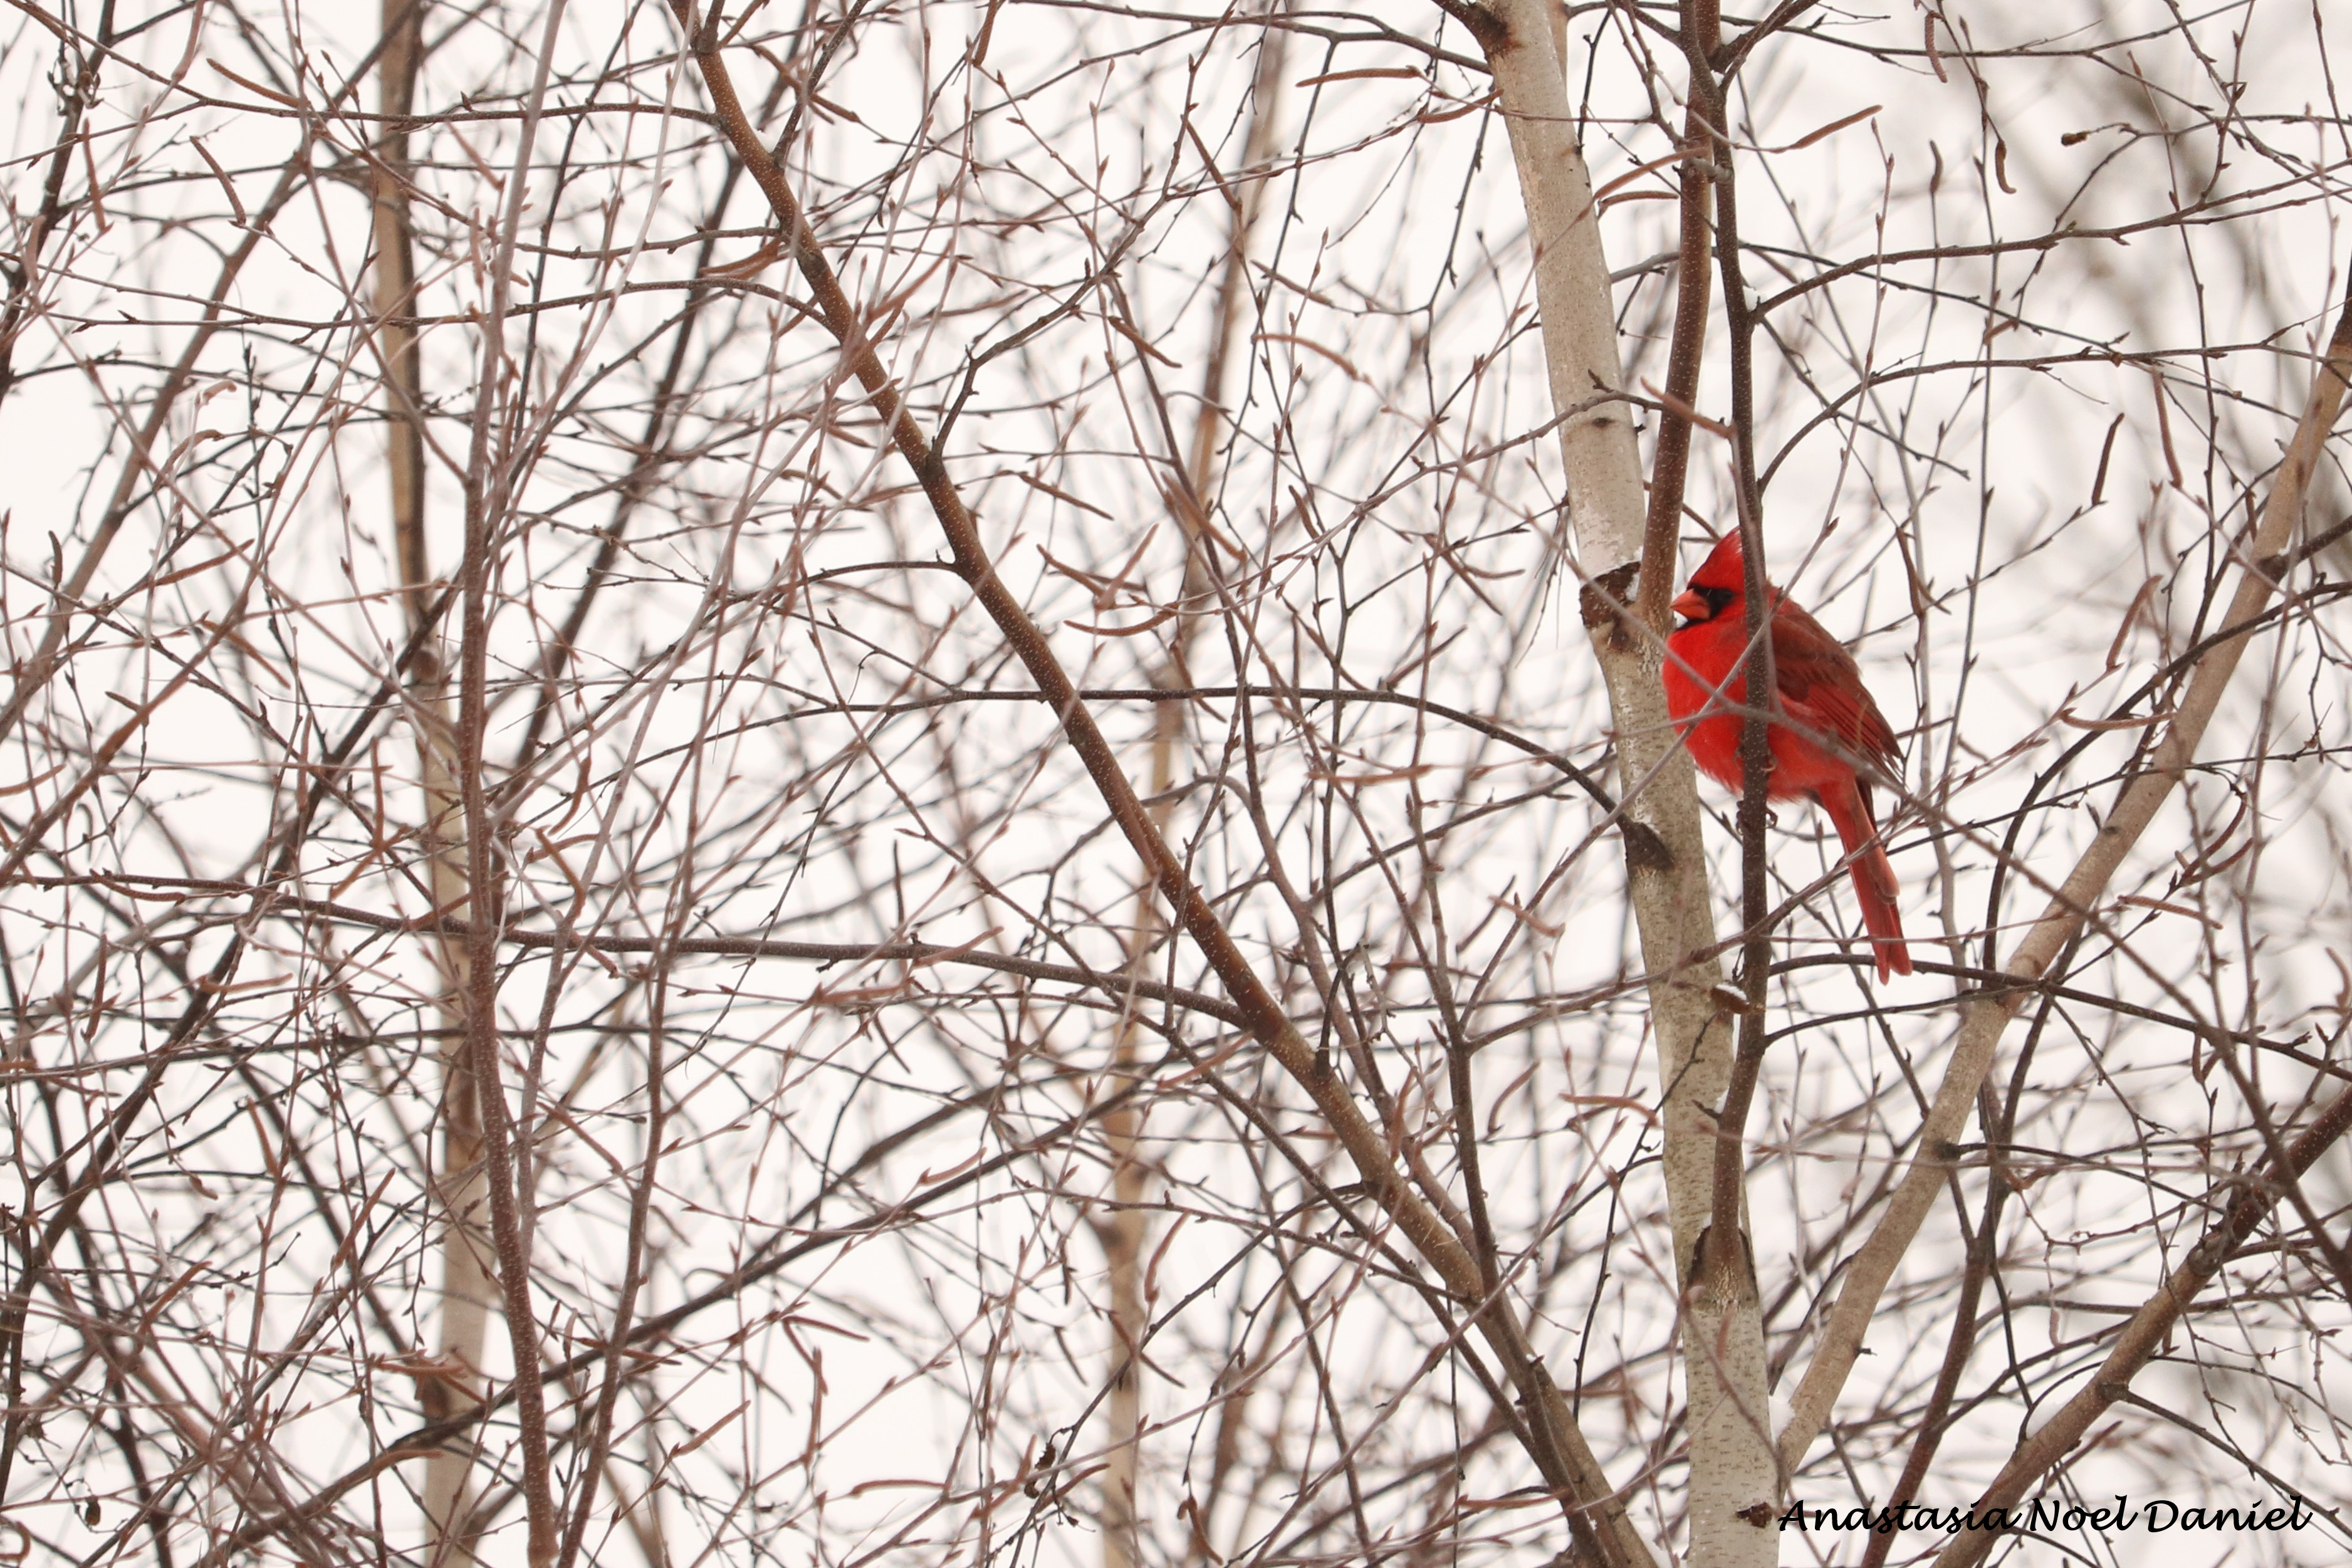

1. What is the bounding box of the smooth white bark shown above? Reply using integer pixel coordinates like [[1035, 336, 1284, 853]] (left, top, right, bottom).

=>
[[1480, 4, 1777, 1561]]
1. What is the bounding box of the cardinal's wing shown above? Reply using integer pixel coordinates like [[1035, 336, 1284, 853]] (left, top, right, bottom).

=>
[[1771, 598, 1902, 778]]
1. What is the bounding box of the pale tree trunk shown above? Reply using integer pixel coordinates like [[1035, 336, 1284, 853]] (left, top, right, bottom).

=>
[[371, 4, 494, 1559], [1471, 2, 1778, 1560], [1095, 25, 1288, 1567]]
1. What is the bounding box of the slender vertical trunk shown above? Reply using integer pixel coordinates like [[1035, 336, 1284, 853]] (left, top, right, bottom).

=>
[[1471, 3, 1777, 1560], [1097, 25, 1288, 1567], [372, 5, 494, 1560]]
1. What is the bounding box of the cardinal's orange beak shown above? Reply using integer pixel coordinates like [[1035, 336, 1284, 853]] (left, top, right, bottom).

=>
[[1671, 587, 1707, 624]]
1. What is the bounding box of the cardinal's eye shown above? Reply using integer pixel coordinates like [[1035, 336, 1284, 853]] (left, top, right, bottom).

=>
[[1699, 585, 1736, 617]]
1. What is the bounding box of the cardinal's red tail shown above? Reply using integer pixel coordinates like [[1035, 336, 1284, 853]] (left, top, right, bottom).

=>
[[1817, 780, 1911, 981]]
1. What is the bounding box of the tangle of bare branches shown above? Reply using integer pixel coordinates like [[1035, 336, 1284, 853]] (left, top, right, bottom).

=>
[[1, 1, 2347, 1565]]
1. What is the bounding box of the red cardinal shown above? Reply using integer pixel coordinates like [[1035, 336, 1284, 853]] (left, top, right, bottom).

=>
[[1663, 531, 1912, 980]]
